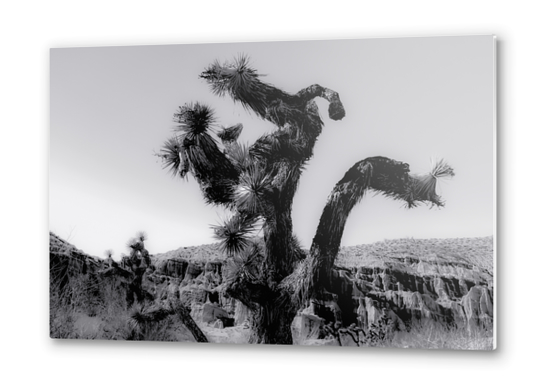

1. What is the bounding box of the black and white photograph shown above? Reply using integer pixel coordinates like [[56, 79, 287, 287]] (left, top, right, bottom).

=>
[[49, 36, 495, 349]]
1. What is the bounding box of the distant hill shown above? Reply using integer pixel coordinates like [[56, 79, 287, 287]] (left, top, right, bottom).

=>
[[336, 236, 493, 270], [153, 242, 224, 264], [154, 236, 493, 271], [53, 231, 492, 274], [49, 231, 103, 264], [49, 232, 494, 345]]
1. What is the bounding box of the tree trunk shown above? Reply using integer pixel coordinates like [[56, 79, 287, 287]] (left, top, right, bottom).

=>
[[249, 292, 297, 345], [173, 303, 208, 343], [180, 65, 348, 344]]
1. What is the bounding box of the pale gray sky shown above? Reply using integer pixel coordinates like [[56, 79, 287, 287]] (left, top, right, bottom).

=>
[[50, 36, 495, 259]]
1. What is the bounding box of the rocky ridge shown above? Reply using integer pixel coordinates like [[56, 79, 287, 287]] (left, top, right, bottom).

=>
[[150, 237, 494, 344], [50, 233, 494, 344]]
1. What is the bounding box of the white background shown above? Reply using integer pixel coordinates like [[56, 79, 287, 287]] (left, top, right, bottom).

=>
[[1, 1, 539, 382]]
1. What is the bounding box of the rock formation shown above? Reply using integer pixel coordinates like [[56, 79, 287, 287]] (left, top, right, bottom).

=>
[[292, 237, 493, 344], [50, 233, 493, 344]]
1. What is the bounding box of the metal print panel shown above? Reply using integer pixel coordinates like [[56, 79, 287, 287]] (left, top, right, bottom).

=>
[[50, 36, 496, 349]]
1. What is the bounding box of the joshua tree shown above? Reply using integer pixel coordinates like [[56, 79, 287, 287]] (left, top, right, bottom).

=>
[[101, 231, 151, 306], [159, 56, 454, 344], [123, 231, 152, 307], [101, 232, 208, 341]]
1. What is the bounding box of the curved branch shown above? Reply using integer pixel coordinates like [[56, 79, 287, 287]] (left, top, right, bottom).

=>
[[199, 56, 351, 283], [294, 84, 346, 121], [306, 156, 454, 296], [182, 132, 240, 206], [159, 104, 240, 206]]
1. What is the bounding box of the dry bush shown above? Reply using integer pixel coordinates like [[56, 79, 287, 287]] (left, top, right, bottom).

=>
[[390, 323, 494, 350], [50, 268, 198, 342], [50, 271, 126, 339]]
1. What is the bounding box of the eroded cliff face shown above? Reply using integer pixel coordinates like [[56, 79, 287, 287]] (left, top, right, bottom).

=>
[[145, 255, 238, 328], [50, 233, 493, 343], [50, 232, 104, 286], [150, 237, 493, 343], [294, 238, 493, 344]]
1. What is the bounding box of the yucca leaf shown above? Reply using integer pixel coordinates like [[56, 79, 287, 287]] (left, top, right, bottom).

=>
[[235, 164, 272, 215], [401, 159, 455, 208], [211, 214, 258, 256], [126, 237, 138, 250], [200, 55, 271, 118], [223, 240, 264, 286], [136, 231, 147, 243], [159, 136, 189, 178], [226, 142, 252, 171], [129, 306, 148, 331], [173, 102, 216, 137], [129, 305, 172, 334]]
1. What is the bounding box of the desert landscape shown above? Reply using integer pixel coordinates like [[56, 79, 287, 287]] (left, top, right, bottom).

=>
[[50, 38, 494, 350], [50, 232, 493, 349]]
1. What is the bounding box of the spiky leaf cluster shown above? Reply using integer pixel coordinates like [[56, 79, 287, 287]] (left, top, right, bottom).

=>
[[136, 231, 147, 243], [200, 55, 277, 118], [174, 102, 216, 137], [212, 214, 259, 256], [160, 102, 240, 205], [226, 142, 252, 172], [400, 159, 454, 208], [130, 305, 171, 330], [223, 241, 265, 286], [160, 136, 188, 178], [126, 237, 143, 252], [234, 164, 273, 215]]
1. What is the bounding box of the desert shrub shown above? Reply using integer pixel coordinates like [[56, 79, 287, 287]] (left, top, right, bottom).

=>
[[126, 307, 176, 341], [49, 301, 76, 339], [318, 314, 492, 350], [390, 323, 494, 350], [50, 258, 142, 339], [361, 314, 395, 347]]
